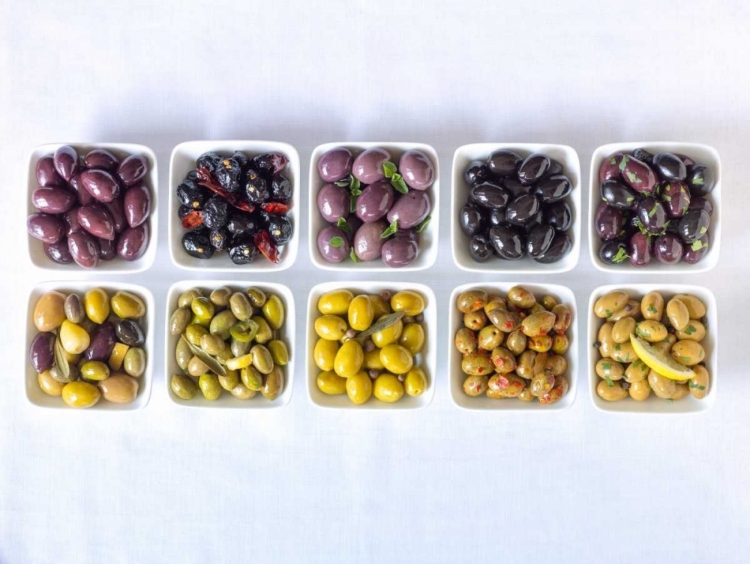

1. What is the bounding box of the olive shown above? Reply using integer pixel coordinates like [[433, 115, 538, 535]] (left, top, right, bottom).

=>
[[534, 175, 572, 204], [594, 203, 624, 241], [628, 232, 652, 267], [261, 294, 285, 330], [468, 234, 493, 262], [597, 380, 628, 402], [501, 177, 530, 199], [198, 373, 222, 400], [373, 374, 405, 403], [600, 180, 637, 210], [38, 369, 65, 396], [648, 370, 677, 399], [490, 347, 516, 374], [382, 238, 418, 268], [456, 290, 489, 313], [685, 164, 715, 197], [689, 365, 710, 400], [461, 352, 493, 376], [653, 233, 684, 264], [525, 224, 555, 258], [635, 197, 667, 234], [27, 213, 65, 244], [53, 145, 79, 181], [29, 332, 55, 373], [218, 371, 240, 392], [352, 148, 390, 184], [683, 234, 709, 264], [677, 209, 710, 243], [404, 367, 427, 397], [80, 360, 110, 382], [345, 371, 372, 404], [117, 154, 148, 186], [462, 375, 489, 396], [660, 181, 691, 218], [530, 372, 556, 397], [599, 153, 624, 183], [80, 169, 120, 203], [317, 290, 354, 316], [505, 194, 540, 226], [454, 328, 477, 355], [111, 291, 146, 319], [517, 153, 550, 185], [318, 147, 354, 182], [620, 154, 657, 194], [459, 204, 486, 237], [182, 230, 214, 259], [98, 374, 139, 404], [60, 320, 91, 355], [487, 149, 522, 177], [672, 341, 705, 366], [542, 200, 571, 232], [37, 155, 64, 186], [252, 316, 273, 344], [488, 224, 525, 259], [83, 322, 116, 362], [391, 290, 425, 316], [353, 220, 387, 261], [399, 150, 434, 190], [488, 374, 526, 398], [534, 233, 571, 264], [635, 320, 668, 343], [123, 183, 151, 228], [688, 197, 713, 217], [464, 160, 492, 186], [122, 348, 146, 378], [317, 371, 348, 395], [83, 148, 119, 171], [477, 325, 502, 351], [117, 223, 149, 262], [175, 338, 192, 371], [632, 148, 654, 164], [463, 310, 488, 331], [652, 152, 687, 182], [268, 340, 290, 366], [598, 239, 627, 265], [62, 381, 101, 408], [470, 182, 509, 209], [487, 308, 520, 333]]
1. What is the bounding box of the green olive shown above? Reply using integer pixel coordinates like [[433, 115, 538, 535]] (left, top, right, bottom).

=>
[[191, 313, 210, 328], [98, 374, 139, 404], [175, 338, 191, 371], [262, 294, 285, 331], [248, 344, 273, 375], [596, 379, 628, 401], [530, 372, 556, 397], [268, 340, 290, 366], [246, 287, 267, 308], [178, 288, 202, 308], [454, 328, 477, 355], [229, 292, 254, 322], [463, 310, 488, 331], [477, 325, 503, 351], [200, 334, 225, 356], [462, 374, 488, 396], [171, 374, 197, 400], [123, 347, 146, 378], [594, 291, 629, 319], [551, 334, 569, 355], [505, 329, 527, 356], [541, 295, 558, 310], [648, 370, 677, 399], [317, 370, 348, 395], [671, 383, 690, 400], [231, 382, 257, 400], [629, 378, 651, 401], [666, 298, 690, 331], [345, 371, 372, 404], [611, 317, 636, 344], [488, 373, 526, 397], [689, 365, 710, 399], [507, 285, 536, 309], [209, 309, 237, 340], [545, 354, 567, 377], [610, 300, 641, 322], [110, 291, 146, 319], [635, 320, 668, 343], [84, 288, 110, 324], [80, 360, 110, 382], [483, 296, 506, 315], [596, 358, 623, 380], [38, 369, 65, 396], [185, 324, 208, 347], [187, 355, 209, 377], [261, 366, 284, 400], [347, 295, 373, 332], [671, 340, 705, 366], [198, 373, 222, 400], [641, 291, 664, 320], [529, 303, 546, 314], [551, 304, 572, 333], [191, 297, 215, 321], [64, 294, 85, 324], [252, 316, 273, 344], [652, 341, 672, 355], [379, 344, 413, 375], [404, 367, 427, 397], [490, 347, 516, 374], [528, 335, 552, 353], [314, 338, 339, 371], [533, 351, 549, 376], [673, 294, 706, 319], [209, 286, 232, 308], [610, 342, 637, 363], [218, 370, 239, 392], [371, 315, 403, 347], [390, 290, 425, 316], [169, 307, 191, 335], [597, 323, 615, 358], [676, 320, 706, 342], [398, 323, 425, 355], [516, 350, 536, 379], [34, 290, 67, 331], [315, 315, 348, 341], [521, 311, 556, 338], [367, 294, 391, 317], [363, 349, 384, 370], [231, 337, 252, 358], [241, 365, 264, 391], [461, 352, 493, 377], [60, 320, 91, 355], [373, 374, 405, 403], [518, 387, 534, 402], [487, 308, 520, 333], [456, 290, 489, 313], [62, 381, 101, 408], [624, 359, 649, 383], [317, 290, 354, 315]]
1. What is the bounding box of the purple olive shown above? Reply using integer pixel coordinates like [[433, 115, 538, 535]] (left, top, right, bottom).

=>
[[27, 213, 65, 243], [470, 182, 509, 209], [77, 205, 115, 241], [352, 148, 391, 184], [317, 226, 350, 263], [686, 164, 715, 197], [44, 240, 73, 264], [620, 155, 657, 194], [534, 175, 572, 204], [398, 150, 434, 190], [489, 224, 525, 259], [117, 223, 149, 261], [595, 203, 624, 241], [31, 186, 75, 214], [677, 209, 710, 243], [98, 238, 116, 261], [487, 150, 522, 177], [69, 173, 95, 206], [689, 196, 713, 216], [629, 232, 652, 267], [63, 207, 82, 235], [117, 154, 148, 186], [534, 232, 571, 264], [67, 230, 100, 268], [599, 240, 629, 265], [652, 153, 686, 182], [459, 204, 486, 237], [318, 147, 354, 182], [654, 233, 684, 264], [636, 197, 667, 234], [53, 145, 79, 182], [544, 201, 572, 232], [386, 190, 430, 229], [599, 153, 624, 183], [393, 228, 419, 244], [353, 220, 387, 261], [83, 322, 117, 361], [123, 183, 151, 227], [83, 149, 120, 171], [36, 155, 64, 186], [103, 197, 127, 233], [317, 183, 350, 223], [660, 181, 691, 218], [526, 224, 555, 258], [341, 215, 362, 242], [517, 154, 550, 185], [505, 194, 540, 226], [80, 169, 120, 203], [29, 332, 55, 373], [381, 238, 418, 268], [600, 180, 637, 210], [356, 181, 394, 223], [683, 234, 709, 264]]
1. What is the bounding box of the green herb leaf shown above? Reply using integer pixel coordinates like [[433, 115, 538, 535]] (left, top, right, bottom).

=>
[[181, 335, 226, 377], [349, 249, 360, 263], [329, 236, 345, 248], [350, 176, 361, 191], [647, 305, 657, 314], [382, 161, 397, 178], [663, 194, 672, 201], [336, 217, 352, 235], [679, 356, 692, 364], [613, 247, 629, 263], [619, 155, 629, 171], [605, 309, 612, 318], [350, 186, 362, 196], [356, 312, 405, 341], [626, 196, 635, 203], [53, 338, 70, 380], [699, 226, 708, 234], [391, 174, 409, 194], [690, 240, 707, 252], [614, 344, 621, 351], [688, 382, 706, 390], [693, 175, 704, 185], [380, 220, 398, 239], [416, 215, 431, 233], [602, 362, 612, 371], [648, 204, 659, 218], [610, 157, 617, 165], [349, 194, 358, 213], [626, 171, 637, 183], [684, 324, 696, 335], [605, 376, 614, 387], [334, 176, 351, 187]]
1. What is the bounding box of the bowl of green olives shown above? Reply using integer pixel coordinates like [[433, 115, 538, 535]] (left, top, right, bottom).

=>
[[25, 282, 154, 410], [449, 283, 578, 410], [306, 282, 436, 409], [165, 281, 294, 408]]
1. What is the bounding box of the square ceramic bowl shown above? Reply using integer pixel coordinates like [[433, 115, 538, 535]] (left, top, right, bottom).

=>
[[451, 143, 581, 274], [306, 282, 436, 409], [165, 280, 294, 408], [588, 284, 717, 414], [449, 283, 578, 411], [589, 142, 721, 273], [26, 143, 158, 273], [168, 141, 300, 272], [25, 281, 154, 410], [308, 142, 439, 272]]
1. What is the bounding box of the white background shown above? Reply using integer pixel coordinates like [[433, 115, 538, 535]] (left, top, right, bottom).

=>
[[1, 1, 749, 562]]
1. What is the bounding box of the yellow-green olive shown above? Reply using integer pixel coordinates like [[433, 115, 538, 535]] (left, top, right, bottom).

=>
[[551, 304, 572, 333], [532, 351, 549, 375], [671, 383, 689, 400], [209, 310, 238, 340], [80, 360, 109, 382], [596, 358, 623, 380], [367, 294, 391, 317], [545, 354, 567, 377], [371, 315, 402, 348], [83, 288, 110, 324], [231, 337, 252, 358], [487, 308, 520, 333], [597, 323, 615, 358], [635, 320, 668, 343], [673, 294, 706, 319], [110, 291, 146, 319], [334, 340, 364, 378], [454, 328, 477, 355], [345, 371, 372, 404], [610, 342, 637, 363], [507, 285, 536, 309], [188, 356, 209, 377], [666, 298, 690, 331], [516, 350, 536, 379], [689, 365, 710, 399], [398, 323, 425, 355], [624, 359, 649, 383], [641, 292, 665, 320], [530, 372, 556, 397], [529, 303, 546, 314], [34, 290, 67, 331], [218, 371, 239, 392], [199, 373, 222, 400], [528, 335, 552, 353], [597, 379, 628, 401], [541, 295, 558, 310], [314, 338, 339, 371], [488, 373, 526, 397], [348, 295, 374, 331], [231, 382, 256, 399], [229, 292, 253, 322], [200, 334, 225, 356], [651, 341, 672, 355], [363, 349, 384, 370], [379, 344, 414, 375], [671, 341, 705, 366], [245, 287, 267, 308], [611, 317, 636, 344], [404, 367, 427, 397], [98, 374, 139, 404], [123, 347, 146, 378], [461, 351, 494, 377], [169, 307, 191, 335], [191, 313, 210, 328], [648, 370, 677, 399], [594, 291, 629, 319], [610, 300, 641, 322], [628, 378, 651, 401], [252, 316, 273, 344], [391, 290, 425, 316], [171, 374, 198, 400], [463, 310, 488, 331], [262, 294, 285, 331], [250, 344, 274, 375], [315, 315, 348, 341], [551, 334, 569, 355], [62, 381, 101, 408], [521, 311, 556, 338], [676, 320, 706, 342], [175, 338, 191, 371], [185, 324, 209, 347], [268, 340, 290, 366], [477, 325, 503, 351], [60, 320, 90, 355], [373, 374, 404, 403], [505, 329, 527, 356], [484, 295, 506, 315], [215, 347, 233, 365], [178, 288, 202, 308], [490, 347, 517, 374], [241, 365, 264, 391], [209, 286, 232, 307], [38, 369, 65, 396], [462, 374, 489, 396], [317, 370, 347, 395], [518, 387, 534, 402], [317, 289, 354, 315], [456, 290, 489, 313]]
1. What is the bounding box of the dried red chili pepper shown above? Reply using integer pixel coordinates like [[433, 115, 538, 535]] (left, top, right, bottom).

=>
[[196, 167, 255, 213], [181, 210, 204, 229], [261, 202, 290, 214], [254, 231, 280, 263]]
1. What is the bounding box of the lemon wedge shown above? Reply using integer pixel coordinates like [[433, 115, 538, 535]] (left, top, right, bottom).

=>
[[629, 335, 695, 381]]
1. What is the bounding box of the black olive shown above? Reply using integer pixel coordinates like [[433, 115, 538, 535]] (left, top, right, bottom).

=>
[[209, 227, 229, 251], [228, 236, 259, 264], [533, 232, 571, 264], [486, 150, 522, 177], [683, 234, 710, 264], [270, 174, 292, 203], [186, 169, 201, 182], [501, 178, 529, 199], [488, 224, 525, 259], [251, 153, 280, 177], [526, 224, 555, 258], [214, 157, 243, 192], [653, 233, 684, 264], [534, 175, 572, 204], [505, 194, 540, 226], [469, 182, 509, 209], [464, 160, 492, 186], [182, 230, 214, 259], [685, 164, 715, 197], [176, 179, 209, 209], [178, 205, 192, 220], [517, 154, 550, 185], [653, 153, 687, 182], [245, 168, 270, 203], [632, 148, 654, 165], [524, 211, 544, 233], [543, 201, 572, 232], [196, 152, 222, 173], [635, 197, 667, 234], [487, 208, 505, 228], [688, 196, 713, 216], [468, 233, 493, 262], [599, 240, 629, 264], [545, 159, 564, 176], [226, 211, 260, 236], [202, 196, 229, 229], [677, 209, 710, 243], [267, 214, 293, 246], [601, 180, 638, 210], [115, 319, 145, 347], [231, 151, 249, 169], [459, 204, 485, 237]]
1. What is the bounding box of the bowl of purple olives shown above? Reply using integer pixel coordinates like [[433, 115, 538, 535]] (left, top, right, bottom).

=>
[[309, 142, 439, 271], [589, 142, 721, 273], [26, 143, 157, 272], [451, 144, 581, 273], [169, 141, 300, 272]]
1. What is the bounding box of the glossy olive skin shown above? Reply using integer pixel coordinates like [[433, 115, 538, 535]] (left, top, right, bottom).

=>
[[487, 149, 522, 176], [103, 197, 127, 233], [501, 178, 529, 199], [636, 197, 667, 234], [505, 194, 540, 226], [386, 190, 431, 229], [318, 147, 353, 182], [115, 319, 145, 347], [660, 181, 691, 218], [599, 240, 629, 264], [77, 204, 115, 240], [117, 224, 149, 261], [526, 224, 555, 258], [689, 197, 713, 217], [80, 169, 120, 203], [653, 233, 684, 264], [37, 155, 64, 186], [620, 155, 657, 194], [381, 238, 418, 268], [632, 148, 654, 164], [677, 209, 710, 243], [544, 200, 572, 232], [534, 232, 571, 263], [84, 322, 117, 361], [317, 226, 350, 263], [53, 145, 79, 182], [470, 182, 509, 209], [653, 152, 686, 182], [84, 148, 119, 171], [683, 234, 709, 264], [44, 240, 73, 264], [599, 153, 624, 182], [399, 150, 434, 190], [601, 180, 637, 210], [29, 332, 55, 373], [27, 213, 65, 244], [517, 153, 550, 185], [595, 203, 624, 241], [469, 234, 493, 262], [353, 220, 387, 261], [123, 183, 151, 227], [628, 232, 652, 267], [117, 154, 148, 186], [534, 175, 571, 204], [67, 230, 100, 268], [31, 187, 75, 214], [317, 183, 350, 222], [488, 224, 525, 259], [459, 204, 485, 237], [686, 164, 715, 197], [352, 148, 390, 184], [95, 237, 115, 260], [356, 181, 394, 223]]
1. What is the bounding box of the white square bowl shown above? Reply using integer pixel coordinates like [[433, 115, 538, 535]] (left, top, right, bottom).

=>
[[589, 142, 721, 273], [24, 281, 154, 411], [26, 143, 158, 273], [308, 142, 439, 272], [306, 282, 436, 409], [588, 284, 717, 414], [168, 141, 300, 272], [449, 283, 578, 411], [165, 280, 294, 408], [451, 143, 581, 274]]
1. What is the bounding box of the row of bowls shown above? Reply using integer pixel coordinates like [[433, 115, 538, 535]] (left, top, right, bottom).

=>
[[25, 281, 718, 414], [27, 141, 722, 274]]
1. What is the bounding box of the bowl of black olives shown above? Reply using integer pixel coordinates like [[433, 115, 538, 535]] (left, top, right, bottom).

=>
[[169, 141, 299, 271], [589, 143, 721, 273], [451, 144, 581, 273]]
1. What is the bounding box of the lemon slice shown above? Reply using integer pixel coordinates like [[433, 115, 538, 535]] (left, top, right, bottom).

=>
[[629, 335, 695, 381]]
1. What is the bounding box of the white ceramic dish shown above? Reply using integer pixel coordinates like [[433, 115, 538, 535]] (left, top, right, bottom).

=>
[[165, 280, 294, 408], [308, 142, 439, 272], [306, 282, 436, 409], [451, 143, 581, 274], [26, 143, 158, 273], [588, 284, 717, 413], [448, 283, 578, 411], [589, 142, 721, 273], [168, 141, 300, 272], [25, 281, 154, 410]]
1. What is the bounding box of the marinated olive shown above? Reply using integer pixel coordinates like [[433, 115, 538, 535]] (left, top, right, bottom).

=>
[[315, 315, 348, 341], [463, 310, 488, 331], [477, 325, 503, 351], [666, 298, 690, 331], [455, 328, 477, 355], [373, 374, 405, 403], [505, 329, 527, 356], [487, 374, 526, 398], [490, 347, 517, 374], [98, 374, 139, 404], [648, 370, 677, 400], [596, 359, 624, 380], [38, 369, 65, 397], [110, 291, 146, 319], [461, 352, 494, 377], [60, 320, 91, 355], [346, 371, 373, 404], [404, 367, 427, 397], [262, 294, 285, 331], [463, 375, 489, 396], [671, 341, 705, 366], [597, 380, 628, 402], [317, 371, 348, 395], [635, 320, 668, 343], [689, 365, 710, 399], [611, 317, 636, 344], [62, 381, 101, 408], [673, 294, 706, 319], [456, 290, 489, 313], [318, 290, 354, 316], [199, 373, 222, 400], [628, 378, 651, 401], [676, 320, 706, 342], [594, 291, 629, 319]]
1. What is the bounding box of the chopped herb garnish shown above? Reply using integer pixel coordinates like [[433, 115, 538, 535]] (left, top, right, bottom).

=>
[[605, 376, 614, 387], [688, 382, 706, 390], [349, 249, 360, 263], [380, 220, 398, 238], [612, 247, 629, 263], [684, 324, 696, 335], [329, 236, 344, 248], [415, 215, 431, 233]]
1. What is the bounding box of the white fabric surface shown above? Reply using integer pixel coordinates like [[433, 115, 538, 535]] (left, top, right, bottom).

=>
[[2, 1, 749, 562]]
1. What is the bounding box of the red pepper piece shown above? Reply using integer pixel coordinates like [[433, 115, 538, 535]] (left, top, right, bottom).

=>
[[181, 210, 203, 229], [261, 202, 290, 214], [196, 167, 255, 213], [254, 231, 280, 263]]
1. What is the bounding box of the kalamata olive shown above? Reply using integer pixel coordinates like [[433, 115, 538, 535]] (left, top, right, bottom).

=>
[[686, 164, 715, 197], [317, 184, 350, 223], [526, 224, 555, 258], [356, 181, 394, 223], [317, 226, 350, 263], [652, 153, 687, 182], [68, 173, 94, 206], [67, 230, 100, 268], [675, 154, 696, 168], [629, 232, 652, 267], [487, 208, 505, 227], [353, 220, 387, 261], [80, 169, 120, 203], [505, 194, 540, 226], [487, 150, 522, 177], [459, 204, 485, 237], [544, 201, 572, 232], [660, 181, 691, 218], [654, 233, 684, 264], [386, 190, 430, 229], [683, 233, 709, 264], [27, 213, 65, 243], [595, 203, 624, 241], [469, 234, 493, 262], [77, 205, 115, 240], [601, 180, 637, 210], [36, 155, 64, 186], [501, 178, 529, 199], [63, 207, 81, 235], [98, 238, 116, 261], [677, 209, 710, 243], [381, 238, 418, 268], [636, 197, 667, 234], [53, 145, 79, 182], [30, 332, 55, 373], [84, 322, 117, 361], [123, 183, 151, 227], [524, 211, 544, 233], [620, 155, 657, 194], [546, 159, 564, 176], [470, 182, 509, 209], [44, 240, 73, 264], [117, 223, 149, 261], [689, 196, 713, 216], [534, 232, 571, 264], [117, 154, 148, 186], [115, 319, 145, 347], [599, 239, 629, 264], [517, 154, 550, 185], [318, 147, 354, 182], [599, 153, 624, 182], [632, 148, 654, 165], [84, 149, 119, 171], [533, 175, 571, 204], [489, 224, 525, 259], [31, 186, 75, 214], [103, 197, 127, 233], [398, 150, 434, 190], [393, 228, 419, 244], [464, 160, 492, 186], [624, 213, 641, 238], [352, 148, 391, 184]]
